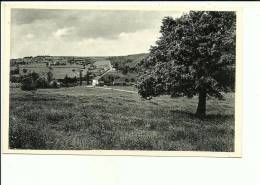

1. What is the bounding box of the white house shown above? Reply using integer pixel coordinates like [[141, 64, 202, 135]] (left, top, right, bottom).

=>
[[92, 79, 99, 86]]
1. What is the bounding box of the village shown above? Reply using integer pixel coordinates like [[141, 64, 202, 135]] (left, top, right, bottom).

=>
[[10, 55, 138, 89]]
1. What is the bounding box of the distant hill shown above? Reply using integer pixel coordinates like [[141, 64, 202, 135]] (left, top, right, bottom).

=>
[[10, 54, 149, 72], [108, 53, 148, 62], [119, 53, 149, 62], [108, 53, 148, 70]]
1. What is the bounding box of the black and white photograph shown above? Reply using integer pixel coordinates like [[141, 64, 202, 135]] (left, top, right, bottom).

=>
[[3, 6, 241, 156]]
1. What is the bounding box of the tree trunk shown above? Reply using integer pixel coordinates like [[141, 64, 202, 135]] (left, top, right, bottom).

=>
[[86, 71, 89, 85], [196, 90, 206, 118], [79, 71, 82, 86]]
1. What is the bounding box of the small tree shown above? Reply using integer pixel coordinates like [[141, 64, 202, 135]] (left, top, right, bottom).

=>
[[85, 71, 90, 85], [107, 75, 115, 85], [122, 65, 130, 75], [64, 75, 69, 87], [137, 11, 236, 117], [10, 65, 19, 75], [47, 71, 53, 83], [31, 72, 39, 82], [22, 68, 28, 74], [35, 77, 48, 88], [21, 73, 38, 91], [79, 70, 83, 86], [114, 62, 119, 70]]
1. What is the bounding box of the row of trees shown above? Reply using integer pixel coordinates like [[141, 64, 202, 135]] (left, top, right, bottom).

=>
[[21, 72, 59, 91], [20, 72, 81, 91], [100, 74, 136, 85], [137, 11, 236, 117]]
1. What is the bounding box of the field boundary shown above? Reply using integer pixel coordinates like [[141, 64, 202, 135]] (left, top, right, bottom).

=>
[[92, 86, 138, 93]]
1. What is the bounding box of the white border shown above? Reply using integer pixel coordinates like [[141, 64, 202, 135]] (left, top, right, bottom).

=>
[[1, 2, 243, 157]]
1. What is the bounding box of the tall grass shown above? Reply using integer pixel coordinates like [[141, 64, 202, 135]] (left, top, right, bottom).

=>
[[9, 87, 234, 151]]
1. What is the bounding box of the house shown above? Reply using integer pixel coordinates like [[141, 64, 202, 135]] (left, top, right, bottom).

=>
[[92, 76, 104, 86], [92, 79, 99, 86], [18, 63, 87, 81], [51, 66, 86, 80], [19, 63, 49, 77]]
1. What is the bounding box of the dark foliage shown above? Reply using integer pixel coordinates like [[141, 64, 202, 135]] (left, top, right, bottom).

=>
[[10, 75, 21, 83], [21, 76, 37, 91], [10, 68, 19, 75], [60, 75, 78, 87], [35, 77, 49, 88], [137, 11, 236, 117]]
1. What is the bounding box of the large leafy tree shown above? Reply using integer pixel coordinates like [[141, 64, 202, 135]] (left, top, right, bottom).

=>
[[137, 11, 236, 117]]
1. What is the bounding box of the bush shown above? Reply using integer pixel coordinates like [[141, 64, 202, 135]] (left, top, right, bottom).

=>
[[31, 72, 39, 81], [49, 80, 60, 88], [10, 75, 21, 83], [20, 72, 41, 91], [60, 75, 78, 87], [21, 76, 37, 91], [22, 68, 28, 74], [35, 77, 48, 88], [10, 68, 19, 75]]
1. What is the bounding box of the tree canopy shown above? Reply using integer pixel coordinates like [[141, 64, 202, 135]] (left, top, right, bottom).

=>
[[136, 11, 236, 117]]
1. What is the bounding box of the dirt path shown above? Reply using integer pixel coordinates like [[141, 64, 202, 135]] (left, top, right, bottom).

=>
[[94, 60, 113, 80], [90, 60, 138, 93], [89, 86, 137, 93]]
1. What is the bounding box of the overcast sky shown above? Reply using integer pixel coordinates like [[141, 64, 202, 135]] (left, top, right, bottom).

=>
[[11, 9, 183, 58]]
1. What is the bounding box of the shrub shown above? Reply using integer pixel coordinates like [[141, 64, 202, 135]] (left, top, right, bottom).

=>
[[10, 68, 19, 75], [10, 75, 21, 83], [22, 68, 28, 74], [31, 72, 39, 81], [21, 76, 37, 91], [35, 77, 48, 88], [49, 80, 60, 88], [60, 75, 77, 87]]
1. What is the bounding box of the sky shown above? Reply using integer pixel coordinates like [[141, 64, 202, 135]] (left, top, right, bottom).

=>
[[11, 9, 183, 58]]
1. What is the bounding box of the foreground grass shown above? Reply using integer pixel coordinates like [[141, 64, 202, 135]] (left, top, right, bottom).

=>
[[9, 86, 234, 151]]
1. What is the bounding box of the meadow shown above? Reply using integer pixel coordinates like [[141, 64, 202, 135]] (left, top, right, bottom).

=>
[[9, 86, 234, 151]]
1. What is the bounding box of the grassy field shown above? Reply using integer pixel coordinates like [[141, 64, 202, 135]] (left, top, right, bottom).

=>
[[9, 86, 234, 151], [93, 60, 111, 67]]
